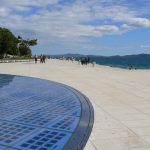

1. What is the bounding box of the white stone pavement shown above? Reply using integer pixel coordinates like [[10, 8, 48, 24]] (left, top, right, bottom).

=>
[[0, 59, 150, 150]]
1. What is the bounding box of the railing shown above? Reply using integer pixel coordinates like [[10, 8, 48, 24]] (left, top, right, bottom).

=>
[[0, 59, 34, 63]]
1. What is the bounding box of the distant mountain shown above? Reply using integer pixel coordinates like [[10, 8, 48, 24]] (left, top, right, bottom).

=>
[[48, 53, 85, 58], [48, 53, 150, 69]]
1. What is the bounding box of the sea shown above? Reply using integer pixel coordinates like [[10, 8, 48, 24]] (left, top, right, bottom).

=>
[[50, 53, 150, 69], [88, 54, 150, 69]]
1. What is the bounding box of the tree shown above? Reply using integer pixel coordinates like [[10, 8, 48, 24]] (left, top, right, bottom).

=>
[[18, 43, 32, 56], [0, 28, 18, 58], [17, 36, 37, 56], [0, 27, 38, 58]]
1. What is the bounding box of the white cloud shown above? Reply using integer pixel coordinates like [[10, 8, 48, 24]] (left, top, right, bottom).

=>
[[129, 18, 150, 28], [12, 6, 32, 12], [0, 0, 150, 53], [121, 24, 137, 31], [141, 45, 150, 48], [0, 8, 10, 17], [0, 0, 59, 7]]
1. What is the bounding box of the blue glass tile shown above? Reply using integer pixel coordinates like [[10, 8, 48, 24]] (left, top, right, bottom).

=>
[[0, 145, 7, 149], [0, 120, 38, 146], [50, 116, 80, 132], [0, 74, 82, 150], [35, 104, 80, 116], [15, 129, 71, 150], [0, 145, 17, 150], [12, 111, 61, 127]]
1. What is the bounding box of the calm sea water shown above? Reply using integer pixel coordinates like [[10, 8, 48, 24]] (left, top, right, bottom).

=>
[[89, 55, 150, 69], [51, 54, 150, 69]]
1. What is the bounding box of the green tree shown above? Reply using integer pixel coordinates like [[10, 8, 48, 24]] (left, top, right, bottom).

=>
[[18, 43, 32, 56], [0, 28, 18, 58], [0, 27, 38, 58], [17, 36, 37, 56]]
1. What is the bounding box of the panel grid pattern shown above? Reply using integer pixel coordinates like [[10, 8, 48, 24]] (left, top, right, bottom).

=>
[[0, 75, 81, 150]]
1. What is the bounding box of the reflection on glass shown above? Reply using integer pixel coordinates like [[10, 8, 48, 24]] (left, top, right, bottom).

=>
[[0, 74, 15, 88]]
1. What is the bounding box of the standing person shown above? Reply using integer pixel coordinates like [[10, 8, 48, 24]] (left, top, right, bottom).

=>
[[78, 59, 81, 65], [43, 55, 46, 63], [92, 61, 96, 67], [85, 57, 87, 65], [81, 57, 83, 65], [71, 57, 74, 63], [40, 54, 43, 63], [87, 57, 90, 64], [34, 55, 37, 63]]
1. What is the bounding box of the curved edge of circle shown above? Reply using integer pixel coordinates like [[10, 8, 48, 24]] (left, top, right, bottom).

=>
[[60, 85, 94, 150], [0, 74, 94, 150]]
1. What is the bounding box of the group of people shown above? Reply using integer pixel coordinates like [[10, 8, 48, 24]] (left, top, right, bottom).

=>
[[34, 55, 46, 63], [40, 55, 46, 63], [80, 57, 90, 65]]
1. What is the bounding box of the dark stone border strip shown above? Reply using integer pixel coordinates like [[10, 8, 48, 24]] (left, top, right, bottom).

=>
[[61, 85, 94, 150]]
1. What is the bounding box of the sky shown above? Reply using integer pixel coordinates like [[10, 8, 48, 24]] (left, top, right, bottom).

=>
[[0, 0, 150, 56]]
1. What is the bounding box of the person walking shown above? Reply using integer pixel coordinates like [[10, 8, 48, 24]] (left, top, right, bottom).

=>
[[40, 54, 43, 63], [34, 55, 37, 63], [43, 55, 46, 63]]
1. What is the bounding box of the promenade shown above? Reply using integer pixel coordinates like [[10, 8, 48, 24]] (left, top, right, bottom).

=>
[[1, 59, 150, 150]]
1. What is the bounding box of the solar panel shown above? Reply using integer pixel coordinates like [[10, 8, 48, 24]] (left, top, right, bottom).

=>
[[0, 74, 93, 150]]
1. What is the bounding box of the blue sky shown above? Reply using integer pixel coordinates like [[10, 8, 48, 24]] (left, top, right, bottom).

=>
[[0, 0, 150, 56]]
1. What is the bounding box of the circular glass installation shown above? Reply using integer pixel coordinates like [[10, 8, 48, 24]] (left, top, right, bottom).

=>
[[0, 74, 94, 150]]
